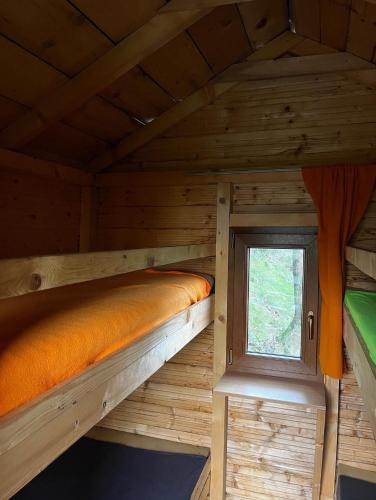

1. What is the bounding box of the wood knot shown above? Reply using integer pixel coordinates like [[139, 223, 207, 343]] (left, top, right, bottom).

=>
[[30, 273, 42, 291], [218, 314, 225, 323], [256, 17, 267, 29], [219, 197, 226, 204]]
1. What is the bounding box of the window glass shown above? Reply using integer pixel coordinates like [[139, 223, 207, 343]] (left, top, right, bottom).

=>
[[247, 247, 304, 359]]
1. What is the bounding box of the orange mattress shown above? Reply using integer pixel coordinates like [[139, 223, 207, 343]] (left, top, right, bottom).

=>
[[0, 269, 212, 417]]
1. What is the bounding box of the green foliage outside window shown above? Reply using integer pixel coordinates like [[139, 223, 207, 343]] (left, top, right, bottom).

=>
[[247, 248, 303, 358]]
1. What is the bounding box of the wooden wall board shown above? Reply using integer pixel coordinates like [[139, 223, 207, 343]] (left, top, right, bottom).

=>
[[71, 0, 166, 43], [337, 352, 376, 472], [346, 246, 376, 280], [188, 5, 252, 74], [291, 0, 321, 42], [0, 169, 81, 258], [0, 148, 93, 186], [239, 0, 289, 49], [347, 0, 376, 62], [320, 0, 351, 51], [101, 66, 175, 123], [226, 397, 320, 499], [140, 32, 213, 99], [120, 69, 376, 171], [0, 0, 112, 76]]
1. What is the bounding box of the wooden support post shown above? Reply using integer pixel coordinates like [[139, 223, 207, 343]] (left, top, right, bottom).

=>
[[211, 183, 232, 500], [213, 183, 232, 382], [211, 393, 228, 500], [320, 376, 340, 500], [79, 185, 96, 252]]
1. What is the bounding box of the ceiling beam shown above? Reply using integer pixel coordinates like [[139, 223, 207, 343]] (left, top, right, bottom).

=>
[[0, 8, 210, 150], [89, 32, 304, 172], [160, 0, 256, 12], [0, 148, 93, 186]]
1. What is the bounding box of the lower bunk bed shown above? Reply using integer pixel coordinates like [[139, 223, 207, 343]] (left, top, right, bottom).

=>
[[0, 259, 214, 498], [343, 288, 376, 438]]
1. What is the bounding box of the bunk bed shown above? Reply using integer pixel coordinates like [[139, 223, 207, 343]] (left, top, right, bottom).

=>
[[344, 246, 376, 438], [0, 244, 215, 499]]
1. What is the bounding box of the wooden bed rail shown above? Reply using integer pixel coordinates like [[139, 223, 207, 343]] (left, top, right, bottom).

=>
[[0, 244, 215, 299], [346, 246, 376, 281]]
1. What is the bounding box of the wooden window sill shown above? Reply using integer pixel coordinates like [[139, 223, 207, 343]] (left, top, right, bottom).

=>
[[213, 371, 326, 410]]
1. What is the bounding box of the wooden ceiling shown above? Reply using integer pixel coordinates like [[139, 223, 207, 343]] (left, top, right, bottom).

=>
[[0, 0, 375, 172]]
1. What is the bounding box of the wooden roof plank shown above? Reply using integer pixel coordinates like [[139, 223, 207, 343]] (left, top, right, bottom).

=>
[[140, 32, 213, 99], [291, 0, 321, 42], [238, 0, 289, 50], [0, 9, 210, 150], [0, 0, 112, 76], [72, 0, 166, 43], [320, 0, 351, 52], [188, 5, 253, 74]]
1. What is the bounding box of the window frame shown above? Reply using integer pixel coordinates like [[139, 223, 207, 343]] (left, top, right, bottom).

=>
[[228, 228, 321, 381]]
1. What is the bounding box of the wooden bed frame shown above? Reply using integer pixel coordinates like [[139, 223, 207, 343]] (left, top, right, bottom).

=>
[[344, 245, 376, 438], [0, 244, 215, 498]]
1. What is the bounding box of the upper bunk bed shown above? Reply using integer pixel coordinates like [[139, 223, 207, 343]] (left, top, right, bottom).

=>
[[344, 246, 376, 438], [0, 244, 215, 499]]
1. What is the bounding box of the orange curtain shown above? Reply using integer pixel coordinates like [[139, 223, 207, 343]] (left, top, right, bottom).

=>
[[303, 166, 376, 379]]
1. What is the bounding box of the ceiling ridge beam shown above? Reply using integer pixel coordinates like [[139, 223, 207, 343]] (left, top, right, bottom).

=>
[[0, 8, 211, 150]]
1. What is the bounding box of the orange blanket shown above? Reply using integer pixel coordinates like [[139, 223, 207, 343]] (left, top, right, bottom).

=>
[[0, 269, 212, 417]]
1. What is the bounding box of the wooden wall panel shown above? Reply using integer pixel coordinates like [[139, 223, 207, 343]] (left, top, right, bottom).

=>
[[337, 353, 376, 472], [0, 169, 81, 258], [122, 72, 376, 171], [347, 190, 376, 290]]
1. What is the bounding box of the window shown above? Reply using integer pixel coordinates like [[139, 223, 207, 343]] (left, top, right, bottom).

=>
[[229, 230, 320, 380]]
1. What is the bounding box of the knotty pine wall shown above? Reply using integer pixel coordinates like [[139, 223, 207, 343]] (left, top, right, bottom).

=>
[[96, 171, 376, 498], [114, 72, 376, 173], [0, 169, 81, 258]]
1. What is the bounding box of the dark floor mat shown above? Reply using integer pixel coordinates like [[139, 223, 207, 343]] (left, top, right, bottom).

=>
[[13, 437, 206, 500], [336, 474, 376, 500]]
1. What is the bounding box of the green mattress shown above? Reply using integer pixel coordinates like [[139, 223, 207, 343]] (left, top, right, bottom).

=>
[[345, 289, 376, 365]]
